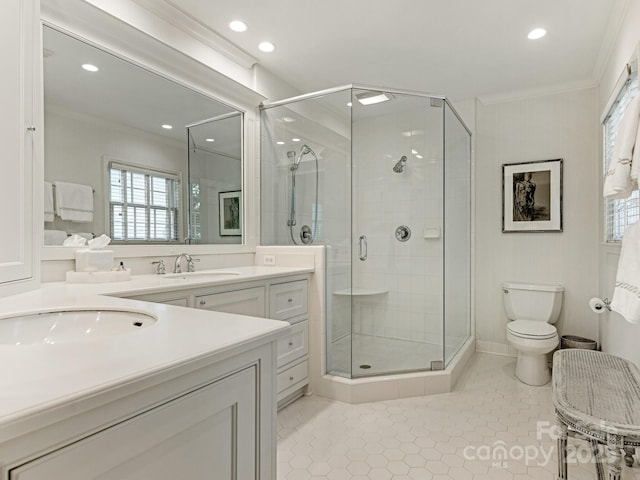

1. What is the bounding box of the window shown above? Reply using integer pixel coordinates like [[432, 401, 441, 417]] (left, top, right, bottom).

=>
[[108, 161, 181, 242], [604, 69, 639, 242]]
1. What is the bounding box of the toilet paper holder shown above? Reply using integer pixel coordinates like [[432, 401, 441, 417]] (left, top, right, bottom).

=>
[[590, 297, 612, 312]]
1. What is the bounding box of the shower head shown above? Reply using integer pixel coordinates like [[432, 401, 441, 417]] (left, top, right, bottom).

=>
[[393, 155, 407, 173], [293, 144, 317, 169]]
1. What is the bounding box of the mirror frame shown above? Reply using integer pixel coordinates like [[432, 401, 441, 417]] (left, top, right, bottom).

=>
[[40, 1, 264, 261]]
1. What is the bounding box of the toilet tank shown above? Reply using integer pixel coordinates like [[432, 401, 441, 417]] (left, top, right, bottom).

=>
[[503, 282, 564, 324]]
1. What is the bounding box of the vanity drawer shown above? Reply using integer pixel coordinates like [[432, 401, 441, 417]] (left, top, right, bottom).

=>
[[195, 287, 266, 318], [277, 321, 308, 368], [277, 360, 308, 396], [269, 280, 307, 320], [162, 297, 188, 307]]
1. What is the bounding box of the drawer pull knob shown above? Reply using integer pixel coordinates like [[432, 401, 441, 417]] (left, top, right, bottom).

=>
[[288, 298, 293, 303], [199, 300, 206, 305], [289, 376, 294, 381], [288, 341, 294, 346]]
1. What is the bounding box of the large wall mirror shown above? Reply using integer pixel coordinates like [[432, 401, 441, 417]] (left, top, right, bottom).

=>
[[43, 25, 243, 247]]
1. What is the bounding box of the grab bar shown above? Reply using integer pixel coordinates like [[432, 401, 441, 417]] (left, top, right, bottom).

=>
[[358, 235, 367, 261]]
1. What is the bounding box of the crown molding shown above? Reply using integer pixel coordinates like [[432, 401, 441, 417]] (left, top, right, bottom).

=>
[[133, 0, 258, 69], [477, 78, 597, 106]]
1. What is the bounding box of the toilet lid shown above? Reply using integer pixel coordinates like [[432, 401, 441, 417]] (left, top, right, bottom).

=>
[[507, 320, 557, 339]]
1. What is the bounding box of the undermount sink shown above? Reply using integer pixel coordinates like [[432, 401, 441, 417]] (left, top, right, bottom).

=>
[[163, 270, 242, 280], [0, 309, 157, 345]]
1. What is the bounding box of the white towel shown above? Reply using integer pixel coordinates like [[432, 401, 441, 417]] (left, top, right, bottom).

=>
[[604, 94, 640, 199], [631, 121, 640, 183], [74, 232, 94, 240], [611, 221, 640, 324], [604, 161, 635, 199], [614, 95, 640, 162], [44, 182, 54, 222], [54, 181, 94, 223], [44, 229, 68, 245]]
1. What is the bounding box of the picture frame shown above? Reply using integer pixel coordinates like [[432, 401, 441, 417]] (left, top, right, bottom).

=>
[[218, 191, 242, 236], [502, 159, 563, 233]]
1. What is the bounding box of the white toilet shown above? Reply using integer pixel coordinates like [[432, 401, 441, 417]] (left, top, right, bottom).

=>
[[503, 282, 564, 386]]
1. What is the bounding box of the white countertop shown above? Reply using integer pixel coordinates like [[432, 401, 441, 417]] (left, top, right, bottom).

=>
[[0, 265, 313, 436]]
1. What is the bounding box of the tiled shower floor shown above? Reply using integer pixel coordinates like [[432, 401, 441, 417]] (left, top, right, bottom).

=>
[[330, 334, 467, 376], [277, 353, 640, 480]]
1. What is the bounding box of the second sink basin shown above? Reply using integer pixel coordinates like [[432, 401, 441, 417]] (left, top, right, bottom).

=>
[[0, 309, 157, 345], [163, 270, 242, 280]]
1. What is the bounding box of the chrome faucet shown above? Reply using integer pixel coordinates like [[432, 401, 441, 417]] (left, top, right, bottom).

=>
[[174, 253, 198, 273]]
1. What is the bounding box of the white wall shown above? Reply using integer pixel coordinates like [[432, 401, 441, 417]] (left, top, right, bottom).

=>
[[475, 88, 600, 355], [597, 1, 640, 366]]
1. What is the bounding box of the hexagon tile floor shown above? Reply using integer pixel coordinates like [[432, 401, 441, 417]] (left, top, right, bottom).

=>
[[277, 353, 640, 480]]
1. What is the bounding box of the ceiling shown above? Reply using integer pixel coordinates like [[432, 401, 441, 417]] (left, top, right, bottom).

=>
[[163, 0, 621, 102]]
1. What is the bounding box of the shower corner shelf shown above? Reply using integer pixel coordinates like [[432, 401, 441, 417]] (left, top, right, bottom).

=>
[[333, 288, 388, 297]]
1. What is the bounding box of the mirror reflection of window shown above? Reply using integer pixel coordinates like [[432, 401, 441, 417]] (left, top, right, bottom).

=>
[[108, 161, 181, 242], [42, 26, 243, 246]]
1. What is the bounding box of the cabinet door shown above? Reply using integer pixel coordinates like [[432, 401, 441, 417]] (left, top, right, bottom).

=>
[[11, 366, 258, 480], [196, 286, 266, 317], [0, 0, 36, 285]]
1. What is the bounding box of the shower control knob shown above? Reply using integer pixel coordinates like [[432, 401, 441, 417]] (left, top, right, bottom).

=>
[[395, 225, 412, 242]]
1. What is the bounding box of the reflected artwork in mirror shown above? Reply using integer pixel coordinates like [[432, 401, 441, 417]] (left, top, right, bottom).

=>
[[43, 25, 243, 246]]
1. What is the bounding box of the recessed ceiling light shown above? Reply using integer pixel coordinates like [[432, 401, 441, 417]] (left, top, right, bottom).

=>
[[205, 138, 215, 142], [411, 149, 418, 155], [82, 63, 99, 72], [528, 28, 547, 40], [292, 138, 301, 142], [162, 124, 173, 130], [229, 20, 247, 32], [258, 41, 275, 53], [356, 91, 393, 105], [282, 116, 296, 123], [347, 102, 353, 107], [416, 155, 423, 159], [277, 141, 285, 145]]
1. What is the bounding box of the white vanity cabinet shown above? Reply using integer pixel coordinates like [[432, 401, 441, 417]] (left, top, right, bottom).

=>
[[11, 367, 257, 480], [1, 342, 278, 480], [128, 274, 310, 407], [0, 0, 38, 287], [193, 278, 309, 407], [269, 280, 309, 406]]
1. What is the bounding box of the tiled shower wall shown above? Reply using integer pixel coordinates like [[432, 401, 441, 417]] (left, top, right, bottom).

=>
[[351, 102, 444, 344]]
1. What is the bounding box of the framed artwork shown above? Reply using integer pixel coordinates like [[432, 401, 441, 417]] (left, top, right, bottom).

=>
[[502, 159, 563, 233], [218, 191, 242, 236]]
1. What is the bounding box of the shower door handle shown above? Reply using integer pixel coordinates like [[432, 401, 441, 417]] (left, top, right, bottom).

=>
[[358, 235, 367, 261]]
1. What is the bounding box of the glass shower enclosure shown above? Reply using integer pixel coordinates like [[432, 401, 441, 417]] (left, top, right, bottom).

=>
[[261, 85, 471, 378]]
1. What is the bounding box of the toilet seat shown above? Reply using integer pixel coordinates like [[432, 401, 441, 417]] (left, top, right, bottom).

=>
[[507, 320, 557, 339]]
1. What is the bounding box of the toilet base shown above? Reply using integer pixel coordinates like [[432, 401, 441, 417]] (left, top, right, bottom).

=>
[[515, 351, 551, 386]]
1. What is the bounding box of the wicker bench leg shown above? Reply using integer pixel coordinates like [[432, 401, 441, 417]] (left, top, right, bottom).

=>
[[557, 421, 568, 480], [606, 434, 623, 480], [591, 439, 605, 480]]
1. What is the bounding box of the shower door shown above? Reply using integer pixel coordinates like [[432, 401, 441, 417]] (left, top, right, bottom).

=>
[[349, 89, 445, 376]]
